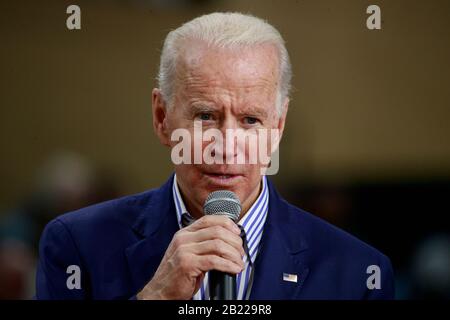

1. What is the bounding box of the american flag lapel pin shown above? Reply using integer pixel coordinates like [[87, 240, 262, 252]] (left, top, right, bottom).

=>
[[283, 273, 298, 283]]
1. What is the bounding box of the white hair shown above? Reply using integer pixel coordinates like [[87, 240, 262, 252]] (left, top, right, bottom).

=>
[[157, 12, 292, 115]]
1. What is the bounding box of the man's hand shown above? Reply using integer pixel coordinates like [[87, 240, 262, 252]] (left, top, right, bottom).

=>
[[136, 215, 245, 300]]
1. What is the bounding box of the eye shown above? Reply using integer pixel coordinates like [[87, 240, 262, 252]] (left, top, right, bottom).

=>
[[198, 113, 212, 121], [244, 117, 259, 125]]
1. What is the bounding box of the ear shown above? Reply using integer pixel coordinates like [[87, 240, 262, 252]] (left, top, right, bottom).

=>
[[270, 98, 289, 153], [277, 97, 289, 138], [152, 88, 171, 146]]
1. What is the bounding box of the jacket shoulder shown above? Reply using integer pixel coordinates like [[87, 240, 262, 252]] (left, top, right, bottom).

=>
[[286, 201, 389, 262], [55, 188, 157, 233], [40, 186, 164, 261], [282, 201, 395, 299]]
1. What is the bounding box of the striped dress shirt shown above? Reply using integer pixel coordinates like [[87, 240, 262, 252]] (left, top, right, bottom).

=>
[[172, 174, 269, 300]]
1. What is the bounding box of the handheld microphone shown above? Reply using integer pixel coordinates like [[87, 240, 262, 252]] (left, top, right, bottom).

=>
[[203, 190, 241, 300]]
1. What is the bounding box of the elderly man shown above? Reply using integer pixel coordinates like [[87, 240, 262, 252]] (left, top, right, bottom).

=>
[[36, 12, 394, 300]]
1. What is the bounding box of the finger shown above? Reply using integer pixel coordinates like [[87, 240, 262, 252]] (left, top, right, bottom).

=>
[[189, 239, 244, 267], [186, 215, 241, 235], [181, 226, 245, 256], [195, 254, 243, 274]]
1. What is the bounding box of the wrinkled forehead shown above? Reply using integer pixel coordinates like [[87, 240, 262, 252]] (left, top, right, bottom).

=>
[[174, 40, 281, 98]]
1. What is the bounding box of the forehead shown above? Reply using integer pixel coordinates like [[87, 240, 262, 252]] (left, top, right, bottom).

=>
[[174, 41, 280, 106]]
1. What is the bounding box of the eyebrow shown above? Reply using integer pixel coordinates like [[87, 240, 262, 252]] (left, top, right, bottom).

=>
[[189, 103, 219, 114], [240, 106, 268, 119], [187, 103, 269, 119]]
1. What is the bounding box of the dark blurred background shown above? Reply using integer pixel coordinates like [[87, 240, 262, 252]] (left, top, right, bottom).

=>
[[1, 0, 449, 299]]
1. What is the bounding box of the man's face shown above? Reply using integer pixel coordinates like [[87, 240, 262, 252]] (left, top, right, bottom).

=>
[[153, 41, 288, 217]]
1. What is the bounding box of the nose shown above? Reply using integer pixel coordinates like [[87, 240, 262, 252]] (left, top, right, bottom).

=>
[[214, 116, 246, 164], [220, 114, 238, 133]]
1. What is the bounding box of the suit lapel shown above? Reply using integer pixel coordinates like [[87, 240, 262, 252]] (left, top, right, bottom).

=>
[[124, 175, 179, 294], [250, 179, 310, 300]]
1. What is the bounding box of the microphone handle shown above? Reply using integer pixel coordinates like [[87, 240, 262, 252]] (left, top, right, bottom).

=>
[[209, 270, 236, 300]]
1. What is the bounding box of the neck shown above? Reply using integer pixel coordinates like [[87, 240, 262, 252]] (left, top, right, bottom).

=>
[[238, 181, 262, 222]]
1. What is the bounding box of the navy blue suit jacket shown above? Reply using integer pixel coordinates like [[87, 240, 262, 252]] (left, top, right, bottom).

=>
[[36, 175, 395, 299]]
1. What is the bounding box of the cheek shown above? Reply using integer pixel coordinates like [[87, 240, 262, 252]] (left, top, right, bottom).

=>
[[266, 111, 281, 127], [236, 168, 261, 197], [177, 164, 201, 182]]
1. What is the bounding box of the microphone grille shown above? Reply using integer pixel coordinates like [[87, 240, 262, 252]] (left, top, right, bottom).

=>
[[203, 190, 241, 222]]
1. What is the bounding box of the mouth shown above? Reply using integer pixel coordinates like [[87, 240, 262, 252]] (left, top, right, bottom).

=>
[[202, 172, 243, 186]]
